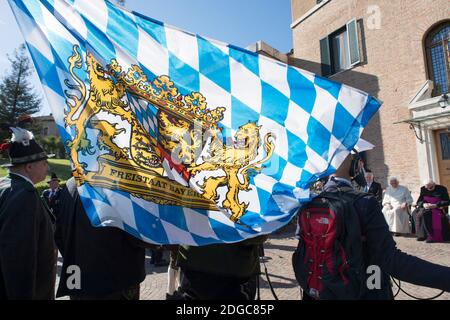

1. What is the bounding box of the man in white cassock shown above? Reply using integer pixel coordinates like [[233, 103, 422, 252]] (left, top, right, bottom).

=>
[[382, 177, 413, 235]]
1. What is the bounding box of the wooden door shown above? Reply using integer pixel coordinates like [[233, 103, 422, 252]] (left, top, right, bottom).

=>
[[435, 129, 450, 190]]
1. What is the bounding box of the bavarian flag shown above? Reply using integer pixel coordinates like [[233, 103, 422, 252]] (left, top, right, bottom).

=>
[[8, 0, 381, 245]]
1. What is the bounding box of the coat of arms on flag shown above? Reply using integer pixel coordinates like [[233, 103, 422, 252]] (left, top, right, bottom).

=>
[[8, 0, 381, 245], [64, 45, 274, 223]]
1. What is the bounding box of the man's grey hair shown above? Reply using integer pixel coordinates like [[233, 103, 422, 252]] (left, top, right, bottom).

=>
[[389, 176, 399, 183]]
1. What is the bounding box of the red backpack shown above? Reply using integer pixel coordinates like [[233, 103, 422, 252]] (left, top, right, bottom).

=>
[[292, 185, 367, 300]]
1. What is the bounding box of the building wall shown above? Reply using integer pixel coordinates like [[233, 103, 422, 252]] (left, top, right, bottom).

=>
[[34, 115, 59, 137], [291, 0, 318, 21], [291, 0, 450, 196]]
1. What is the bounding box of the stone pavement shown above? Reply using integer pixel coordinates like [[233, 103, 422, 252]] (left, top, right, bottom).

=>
[[56, 231, 450, 300], [138, 233, 450, 300]]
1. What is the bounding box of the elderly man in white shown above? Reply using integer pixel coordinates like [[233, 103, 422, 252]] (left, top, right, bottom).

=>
[[382, 177, 414, 236]]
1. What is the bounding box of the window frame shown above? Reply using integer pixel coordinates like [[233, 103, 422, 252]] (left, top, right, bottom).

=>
[[329, 26, 350, 75], [320, 18, 361, 77], [439, 132, 450, 160], [347, 18, 361, 67], [425, 22, 450, 97]]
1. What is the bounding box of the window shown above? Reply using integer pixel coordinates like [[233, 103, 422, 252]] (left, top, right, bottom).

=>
[[440, 132, 450, 160], [331, 28, 350, 73], [320, 19, 361, 77], [425, 22, 450, 97], [43, 127, 49, 136]]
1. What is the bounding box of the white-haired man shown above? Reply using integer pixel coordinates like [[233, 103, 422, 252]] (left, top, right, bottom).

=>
[[413, 179, 450, 242], [382, 177, 413, 236]]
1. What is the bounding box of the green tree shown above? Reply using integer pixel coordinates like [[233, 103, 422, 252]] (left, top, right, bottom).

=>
[[37, 136, 67, 159], [36, 136, 49, 153], [0, 45, 41, 139], [47, 136, 57, 155], [55, 137, 67, 159]]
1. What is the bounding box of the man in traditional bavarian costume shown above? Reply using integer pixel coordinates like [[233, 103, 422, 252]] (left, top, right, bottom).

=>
[[0, 127, 56, 299]]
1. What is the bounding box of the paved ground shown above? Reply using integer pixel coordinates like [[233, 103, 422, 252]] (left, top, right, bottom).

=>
[[56, 230, 450, 300]]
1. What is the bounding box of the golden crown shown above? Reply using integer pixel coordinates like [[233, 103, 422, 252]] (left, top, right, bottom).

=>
[[107, 60, 225, 128]]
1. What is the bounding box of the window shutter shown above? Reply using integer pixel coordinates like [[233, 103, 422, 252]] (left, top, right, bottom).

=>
[[347, 18, 361, 66], [320, 36, 331, 76]]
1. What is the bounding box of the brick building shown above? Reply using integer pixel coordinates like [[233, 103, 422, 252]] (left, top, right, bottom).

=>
[[290, 0, 450, 197]]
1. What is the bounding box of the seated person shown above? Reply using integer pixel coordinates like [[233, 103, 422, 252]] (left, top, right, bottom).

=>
[[413, 179, 450, 243], [382, 177, 413, 236]]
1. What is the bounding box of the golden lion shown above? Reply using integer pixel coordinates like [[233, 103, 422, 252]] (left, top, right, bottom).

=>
[[188, 122, 274, 222], [64, 45, 162, 176], [158, 110, 203, 166]]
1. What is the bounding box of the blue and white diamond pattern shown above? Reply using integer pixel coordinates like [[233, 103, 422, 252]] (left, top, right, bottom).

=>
[[9, 0, 381, 245]]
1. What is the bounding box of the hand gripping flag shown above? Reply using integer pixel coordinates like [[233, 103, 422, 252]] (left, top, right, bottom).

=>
[[9, 0, 381, 245]]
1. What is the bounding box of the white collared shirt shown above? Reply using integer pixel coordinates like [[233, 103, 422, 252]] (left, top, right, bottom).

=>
[[49, 188, 57, 198]]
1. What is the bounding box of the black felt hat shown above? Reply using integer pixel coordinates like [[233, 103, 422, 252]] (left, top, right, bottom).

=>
[[47, 172, 60, 183], [1, 127, 54, 167]]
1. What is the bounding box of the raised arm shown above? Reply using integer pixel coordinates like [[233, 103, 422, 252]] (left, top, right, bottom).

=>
[[359, 197, 450, 292]]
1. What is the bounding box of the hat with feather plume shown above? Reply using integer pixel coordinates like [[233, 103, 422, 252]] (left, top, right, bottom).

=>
[[0, 126, 54, 167]]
